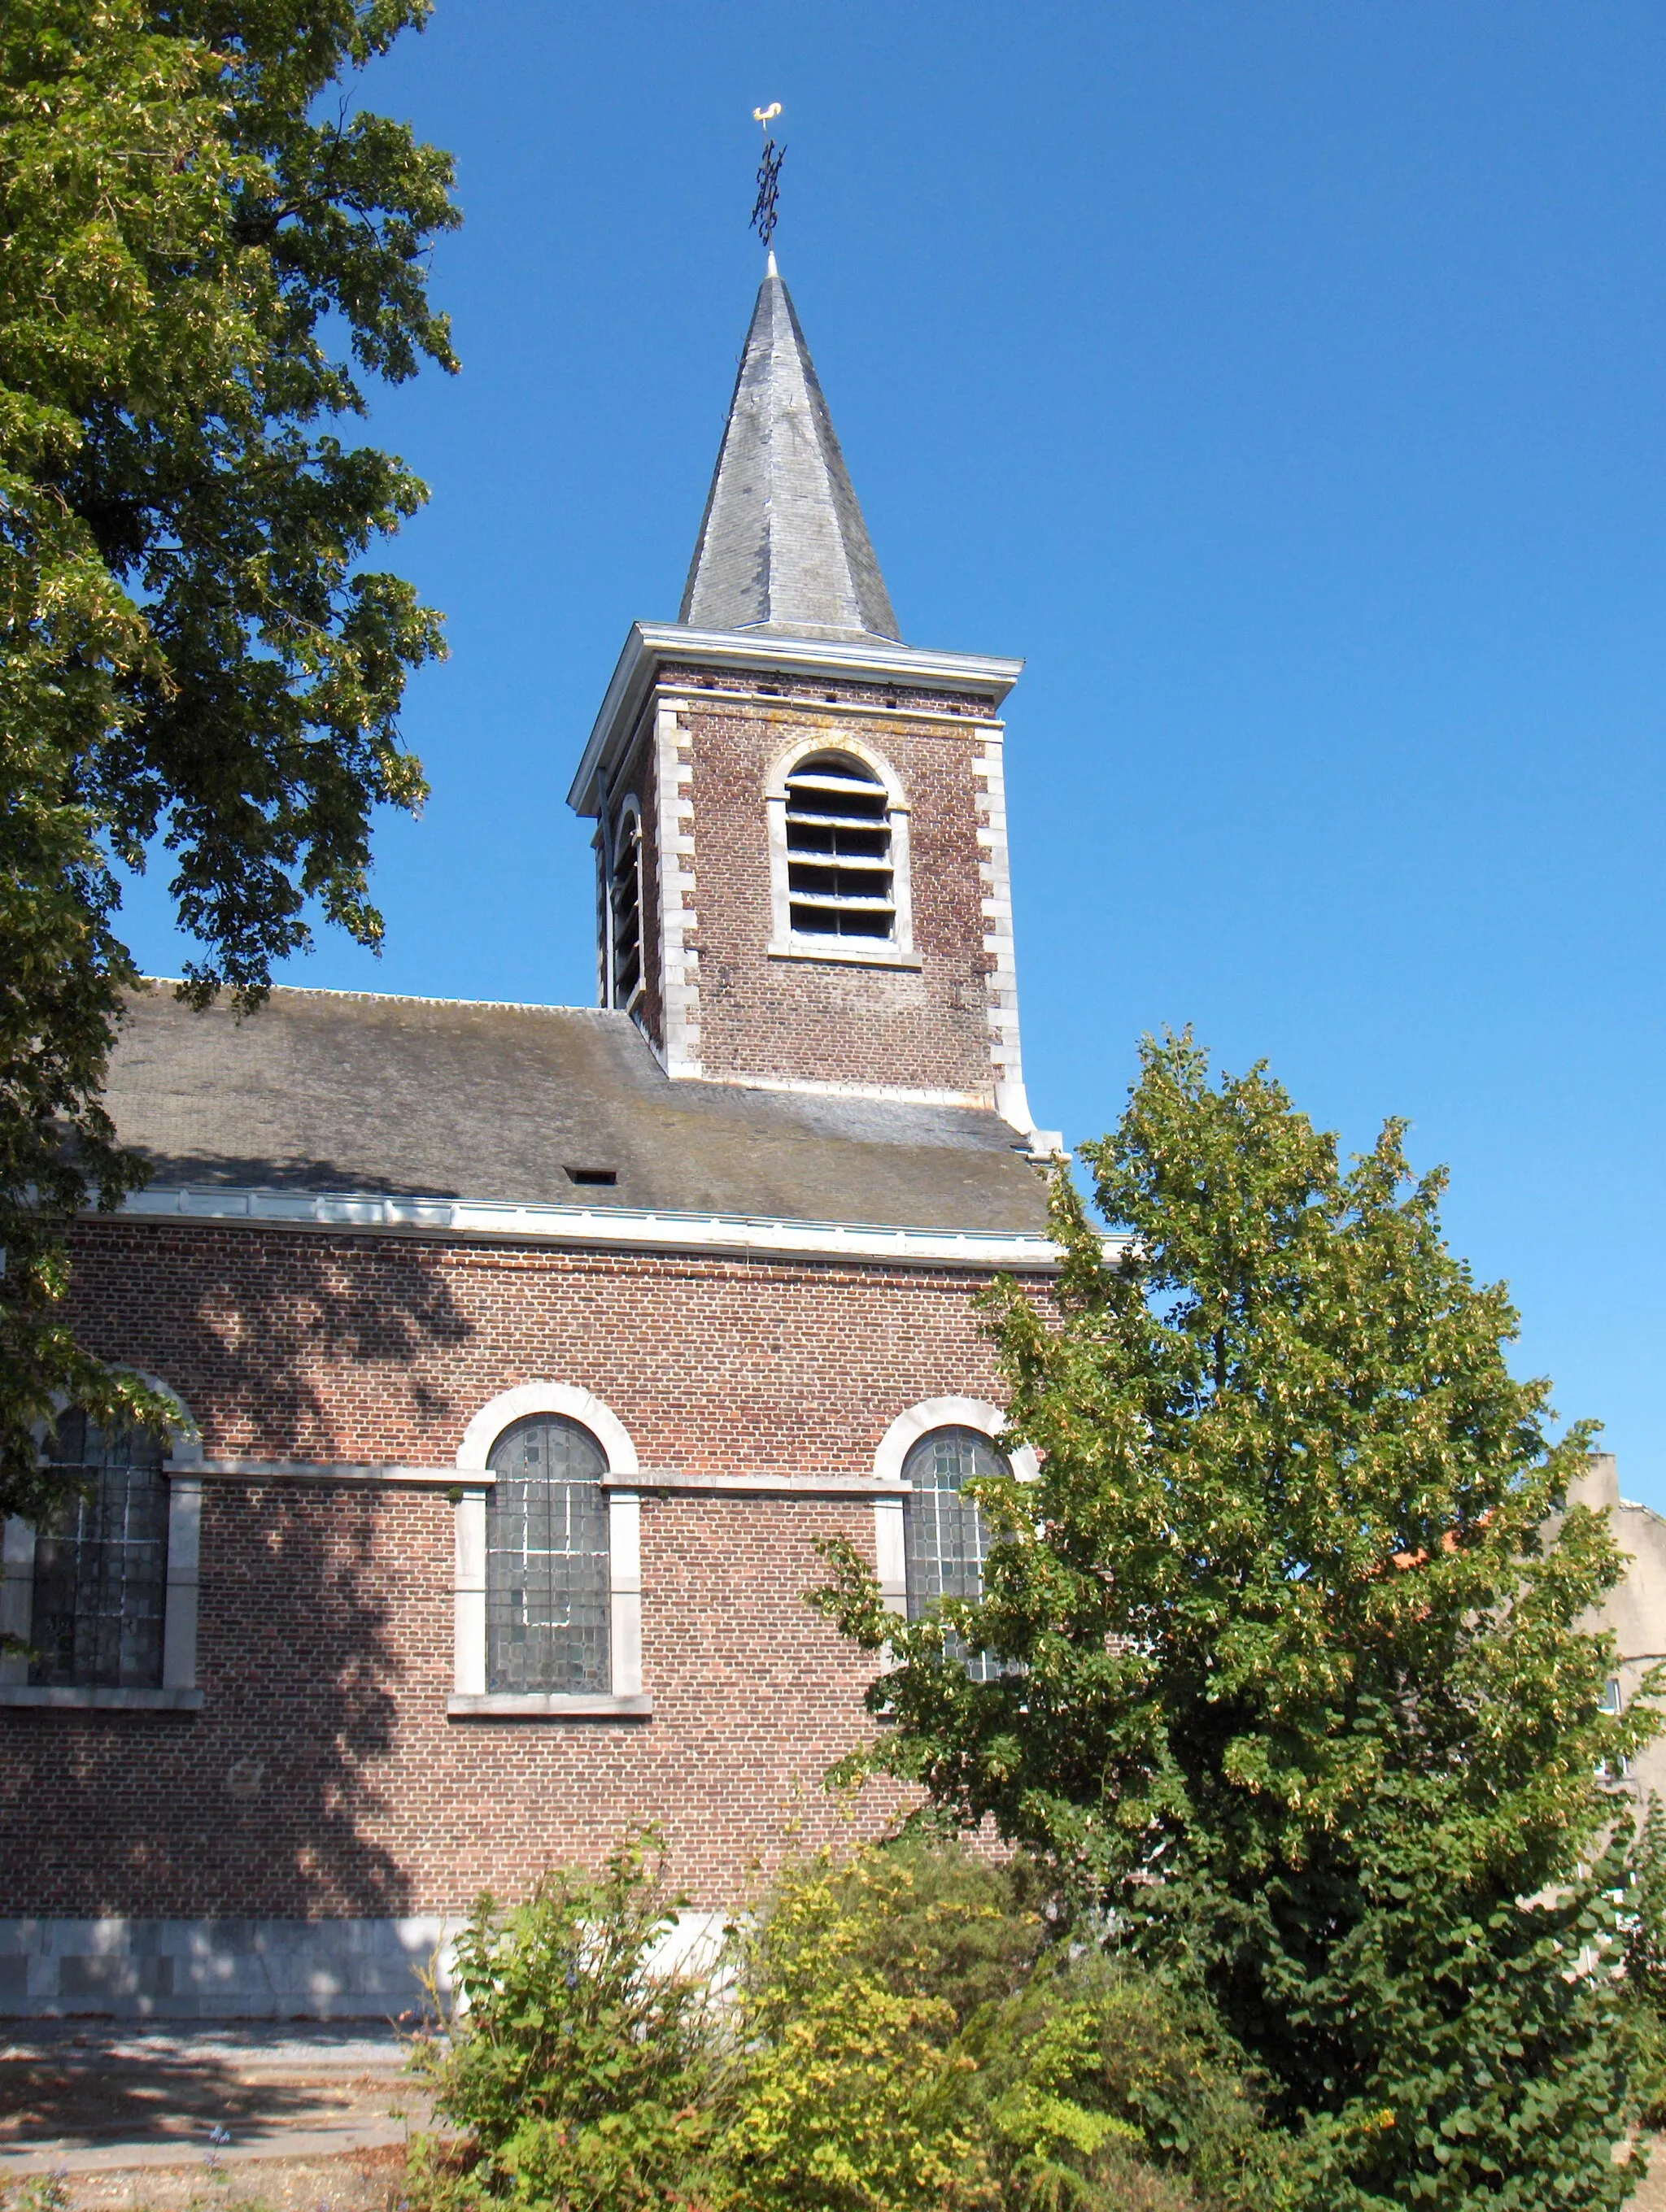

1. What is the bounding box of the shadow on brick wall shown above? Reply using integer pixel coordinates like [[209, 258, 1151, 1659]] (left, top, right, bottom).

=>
[[2, 1223, 478, 1931]]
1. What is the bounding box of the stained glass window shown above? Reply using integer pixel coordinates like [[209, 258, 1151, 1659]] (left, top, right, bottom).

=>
[[486, 1415, 611, 1695], [30, 1411, 169, 1690], [902, 1425, 1010, 1683]]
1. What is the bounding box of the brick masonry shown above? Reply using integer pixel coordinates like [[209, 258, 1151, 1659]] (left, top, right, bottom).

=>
[[1, 1218, 1035, 1922], [604, 665, 1014, 1101]]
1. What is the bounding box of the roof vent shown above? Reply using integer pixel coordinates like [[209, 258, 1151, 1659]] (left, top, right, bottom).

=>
[[565, 1167, 618, 1188]]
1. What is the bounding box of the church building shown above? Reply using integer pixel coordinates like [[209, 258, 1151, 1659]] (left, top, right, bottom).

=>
[[0, 257, 1063, 2018]]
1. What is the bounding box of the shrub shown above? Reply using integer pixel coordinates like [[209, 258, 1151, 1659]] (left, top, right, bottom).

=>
[[717, 1841, 983, 2212], [965, 1952, 1285, 2212], [414, 1827, 726, 2212], [773, 1827, 1049, 2027], [408, 1831, 1280, 2212], [717, 1837, 1275, 2212]]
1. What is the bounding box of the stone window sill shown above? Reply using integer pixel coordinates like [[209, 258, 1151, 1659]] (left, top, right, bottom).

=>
[[447, 1693, 653, 1721], [766, 938, 921, 973], [0, 1685, 203, 1712]]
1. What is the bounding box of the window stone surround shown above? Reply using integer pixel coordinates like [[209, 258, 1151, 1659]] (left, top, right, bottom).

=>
[[448, 1382, 647, 1722], [0, 1374, 203, 1713], [870, 1396, 1036, 1622], [764, 729, 917, 969]]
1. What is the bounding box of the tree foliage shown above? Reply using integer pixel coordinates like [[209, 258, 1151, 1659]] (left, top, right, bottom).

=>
[[813, 1033, 1658, 2208], [1620, 1795, 1666, 2129], [0, 0, 456, 1514]]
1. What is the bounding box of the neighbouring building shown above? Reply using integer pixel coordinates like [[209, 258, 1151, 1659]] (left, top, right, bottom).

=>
[[0, 253, 1063, 2018], [1569, 1455, 1666, 1810]]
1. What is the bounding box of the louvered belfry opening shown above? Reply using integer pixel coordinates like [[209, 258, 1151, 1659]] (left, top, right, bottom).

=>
[[610, 806, 644, 1011], [785, 752, 895, 940]]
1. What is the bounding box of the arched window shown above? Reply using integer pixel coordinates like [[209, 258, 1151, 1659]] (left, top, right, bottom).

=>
[[31, 1411, 169, 1690], [608, 799, 645, 1013], [902, 1425, 1010, 1683], [784, 752, 896, 941], [485, 1415, 611, 1695]]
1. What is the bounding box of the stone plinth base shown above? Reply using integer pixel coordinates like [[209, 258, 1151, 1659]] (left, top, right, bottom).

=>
[[0, 1918, 458, 2020]]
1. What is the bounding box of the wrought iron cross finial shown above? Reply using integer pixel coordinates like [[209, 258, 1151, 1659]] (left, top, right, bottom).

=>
[[751, 104, 785, 255]]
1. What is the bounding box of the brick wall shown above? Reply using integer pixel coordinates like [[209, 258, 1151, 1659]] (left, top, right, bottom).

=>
[[674, 676, 998, 1096], [0, 1220, 1031, 1917], [586, 664, 1010, 1098]]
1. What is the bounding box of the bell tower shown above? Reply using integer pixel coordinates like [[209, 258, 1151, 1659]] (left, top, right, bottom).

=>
[[569, 255, 1042, 1139]]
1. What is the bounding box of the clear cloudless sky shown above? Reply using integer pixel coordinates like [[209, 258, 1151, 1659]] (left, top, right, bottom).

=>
[[118, 4, 1666, 1500]]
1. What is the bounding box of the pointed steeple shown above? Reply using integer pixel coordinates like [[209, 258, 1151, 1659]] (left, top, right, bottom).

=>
[[679, 260, 901, 643]]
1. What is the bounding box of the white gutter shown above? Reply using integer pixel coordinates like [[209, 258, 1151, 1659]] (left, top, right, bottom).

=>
[[111, 1183, 1062, 1272]]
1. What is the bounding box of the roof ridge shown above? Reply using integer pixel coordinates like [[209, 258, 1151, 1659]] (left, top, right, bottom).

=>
[[133, 981, 626, 1020]]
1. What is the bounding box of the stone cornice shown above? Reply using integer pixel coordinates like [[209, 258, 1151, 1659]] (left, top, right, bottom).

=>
[[568, 623, 1023, 817]]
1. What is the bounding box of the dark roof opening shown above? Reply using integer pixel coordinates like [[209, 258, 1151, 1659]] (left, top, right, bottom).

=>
[[565, 1166, 618, 1188]]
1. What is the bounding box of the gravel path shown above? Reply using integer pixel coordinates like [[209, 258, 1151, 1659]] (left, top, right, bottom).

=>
[[0, 2024, 428, 2208]]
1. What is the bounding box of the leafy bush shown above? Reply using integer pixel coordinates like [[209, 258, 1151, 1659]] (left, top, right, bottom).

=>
[[718, 1843, 981, 2212], [964, 1953, 1284, 2212], [414, 1828, 726, 2212], [793, 1825, 1050, 2027], [408, 1831, 1273, 2212]]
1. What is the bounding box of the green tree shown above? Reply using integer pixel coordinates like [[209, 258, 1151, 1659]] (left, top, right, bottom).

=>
[[1619, 1795, 1666, 2130], [815, 1033, 1657, 2209], [1, 0, 456, 1516]]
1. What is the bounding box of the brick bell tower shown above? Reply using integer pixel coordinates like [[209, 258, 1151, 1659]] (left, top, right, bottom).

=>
[[568, 251, 1045, 1140]]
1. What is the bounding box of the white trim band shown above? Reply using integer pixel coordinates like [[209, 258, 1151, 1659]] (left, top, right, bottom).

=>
[[160, 1461, 914, 1497], [447, 1694, 653, 1721], [0, 1686, 204, 1712], [164, 1459, 476, 1487], [602, 1471, 910, 1496]]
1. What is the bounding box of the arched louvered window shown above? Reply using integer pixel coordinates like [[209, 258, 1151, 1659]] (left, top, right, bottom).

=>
[[486, 1416, 611, 1695], [609, 799, 644, 1012], [784, 752, 896, 941], [31, 1412, 169, 1690], [902, 1425, 1010, 1683]]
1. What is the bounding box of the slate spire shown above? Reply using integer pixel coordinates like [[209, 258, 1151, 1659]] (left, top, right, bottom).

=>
[[679, 257, 901, 643]]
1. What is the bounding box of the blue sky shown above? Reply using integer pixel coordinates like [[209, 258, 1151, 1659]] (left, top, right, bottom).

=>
[[120, 4, 1666, 1500]]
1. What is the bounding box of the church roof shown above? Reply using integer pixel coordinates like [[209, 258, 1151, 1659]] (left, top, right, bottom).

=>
[[678, 258, 901, 644], [104, 987, 1049, 1237]]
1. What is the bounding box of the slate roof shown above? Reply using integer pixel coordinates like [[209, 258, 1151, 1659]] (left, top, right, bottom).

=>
[[678, 259, 901, 644], [105, 987, 1049, 1234]]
